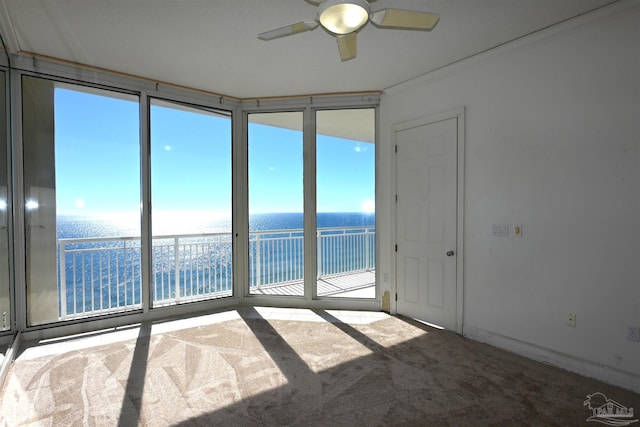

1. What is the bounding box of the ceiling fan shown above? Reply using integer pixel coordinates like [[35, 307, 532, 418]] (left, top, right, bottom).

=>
[[258, 0, 439, 62]]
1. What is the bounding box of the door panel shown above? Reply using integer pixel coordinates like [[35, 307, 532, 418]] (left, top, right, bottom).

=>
[[427, 165, 445, 244], [428, 258, 444, 308], [404, 256, 419, 303], [396, 117, 457, 330]]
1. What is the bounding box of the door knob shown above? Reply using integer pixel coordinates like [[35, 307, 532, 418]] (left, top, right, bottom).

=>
[[446, 250, 455, 257]]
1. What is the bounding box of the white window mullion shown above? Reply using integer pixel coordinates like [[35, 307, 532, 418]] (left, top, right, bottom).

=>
[[235, 110, 249, 300], [140, 92, 151, 313], [303, 106, 316, 302], [10, 69, 26, 332]]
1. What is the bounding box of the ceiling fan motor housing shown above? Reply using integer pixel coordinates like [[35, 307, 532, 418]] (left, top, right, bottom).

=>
[[318, 0, 372, 35]]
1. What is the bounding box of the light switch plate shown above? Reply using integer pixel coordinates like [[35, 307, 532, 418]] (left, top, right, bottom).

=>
[[491, 224, 509, 237]]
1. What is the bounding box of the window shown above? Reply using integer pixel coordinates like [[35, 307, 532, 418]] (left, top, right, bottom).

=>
[[316, 109, 375, 298], [150, 99, 232, 306], [23, 76, 140, 325], [248, 112, 304, 297], [18, 69, 378, 333], [246, 108, 376, 299]]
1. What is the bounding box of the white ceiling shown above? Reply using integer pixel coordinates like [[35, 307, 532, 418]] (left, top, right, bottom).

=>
[[0, 0, 618, 99]]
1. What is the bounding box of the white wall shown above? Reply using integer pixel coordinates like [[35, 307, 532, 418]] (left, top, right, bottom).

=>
[[379, 3, 640, 391]]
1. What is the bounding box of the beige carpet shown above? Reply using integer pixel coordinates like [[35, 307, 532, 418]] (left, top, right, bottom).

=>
[[1, 309, 638, 426]]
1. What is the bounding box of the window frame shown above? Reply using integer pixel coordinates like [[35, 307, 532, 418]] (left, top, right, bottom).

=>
[[7, 57, 379, 340], [0, 68, 12, 337], [240, 102, 379, 308], [148, 96, 234, 308]]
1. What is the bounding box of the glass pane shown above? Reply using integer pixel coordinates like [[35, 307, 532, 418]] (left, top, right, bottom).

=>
[[23, 76, 141, 325], [0, 71, 9, 331], [316, 109, 375, 298], [248, 112, 304, 296], [150, 99, 232, 306]]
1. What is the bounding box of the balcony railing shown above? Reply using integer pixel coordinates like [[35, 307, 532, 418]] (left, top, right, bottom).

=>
[[58, 226, 375, 319], [59, 236, 143, 318]]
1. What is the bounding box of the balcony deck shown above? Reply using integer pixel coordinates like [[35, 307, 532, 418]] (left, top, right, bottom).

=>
[[250, 270, 376, 298]]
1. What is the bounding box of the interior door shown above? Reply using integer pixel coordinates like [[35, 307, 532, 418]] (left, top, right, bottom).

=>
[[395, 117, 458, 330]]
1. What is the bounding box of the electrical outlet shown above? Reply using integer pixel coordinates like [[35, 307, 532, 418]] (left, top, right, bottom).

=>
[[514, 224, 523, 237], [627, 326, 640, 342], [567, 313, 576, 327]]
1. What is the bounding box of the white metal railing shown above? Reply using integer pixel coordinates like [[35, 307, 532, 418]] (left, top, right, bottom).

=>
[[59, 236, 142, 319], [249, 229, 304, 289], [152, 233, 233, 307], [316, 226, 375, 278], [58, 226, 375, 319]]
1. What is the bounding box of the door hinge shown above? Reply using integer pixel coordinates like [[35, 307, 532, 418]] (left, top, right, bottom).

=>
[[395, 293, 398, 301], [395, 145, 398, 153], [395, 244, 398, 252], [395, 194, 398, 203]]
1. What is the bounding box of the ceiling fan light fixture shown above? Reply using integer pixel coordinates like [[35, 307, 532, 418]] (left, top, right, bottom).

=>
[[318, 0, 371, 35]]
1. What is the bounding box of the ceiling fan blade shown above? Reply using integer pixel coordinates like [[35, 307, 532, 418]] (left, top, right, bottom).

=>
[[370, 9, 439, 31], [258, 20, 319, 41], [337, 33, 357, 62]]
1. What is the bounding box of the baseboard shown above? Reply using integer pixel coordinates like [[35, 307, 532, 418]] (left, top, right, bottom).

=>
[[463, 325, 640, 394]]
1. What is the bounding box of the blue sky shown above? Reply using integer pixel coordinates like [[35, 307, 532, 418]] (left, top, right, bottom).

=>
[[54, 88, 140, 216], [55, 88, 374, 219]]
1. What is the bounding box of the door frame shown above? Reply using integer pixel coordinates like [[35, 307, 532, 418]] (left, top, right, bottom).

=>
[[391, 107, 465, 334]]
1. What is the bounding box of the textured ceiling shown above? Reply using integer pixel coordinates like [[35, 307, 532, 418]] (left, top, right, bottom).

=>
[[0, 0, 618, 98]]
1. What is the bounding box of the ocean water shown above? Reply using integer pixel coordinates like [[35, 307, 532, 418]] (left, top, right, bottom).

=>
[[57, 212, 375, 316], [57, 212, 375, 239]]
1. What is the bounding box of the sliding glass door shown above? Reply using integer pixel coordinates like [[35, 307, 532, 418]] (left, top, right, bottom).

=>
[[21, 79, 235, 325], [23, 76, 141, 325], [248, 112, 304, 297], [150, 99, 232, 306], [18, 74, 376, 331], [246, 108, 375, 300], [316, 109, 375, 298]]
